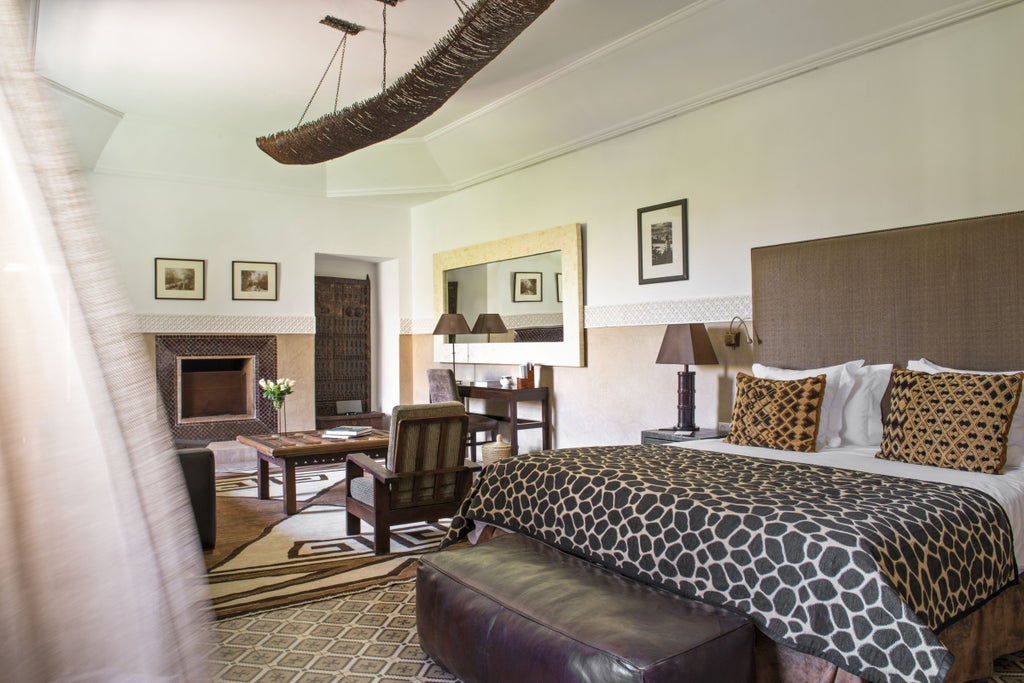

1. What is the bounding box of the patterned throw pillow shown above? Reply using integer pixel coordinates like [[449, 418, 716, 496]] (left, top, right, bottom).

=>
[[724, 372, 826, 452], [876, 368, 1023, 474]]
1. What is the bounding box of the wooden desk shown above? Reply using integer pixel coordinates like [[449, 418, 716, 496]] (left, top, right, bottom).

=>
[[237, 430, 389, 515], [457, 383, 550, 455]]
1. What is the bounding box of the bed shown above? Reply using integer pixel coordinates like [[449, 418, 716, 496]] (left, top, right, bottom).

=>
[[439, 210, 1024, 683]]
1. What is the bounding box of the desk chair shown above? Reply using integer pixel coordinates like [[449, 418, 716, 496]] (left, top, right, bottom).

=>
[[427, 368, 498, 461]]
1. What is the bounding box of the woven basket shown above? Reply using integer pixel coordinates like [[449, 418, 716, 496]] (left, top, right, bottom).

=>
[[482, 434, 512, 466]]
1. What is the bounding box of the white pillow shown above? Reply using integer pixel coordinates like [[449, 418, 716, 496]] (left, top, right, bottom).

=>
[[752, 360, 863, 449], [838, 364, 893, 447], [907, 359, 1024, 466]]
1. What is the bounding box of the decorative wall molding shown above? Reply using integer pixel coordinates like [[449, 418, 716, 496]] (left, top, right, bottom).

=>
[[502, 312, 563, 329], [584, 295, 752, 329], [405, 317, 435, 335], [136, 314, 316, 335], [403, 296, 751, 334]]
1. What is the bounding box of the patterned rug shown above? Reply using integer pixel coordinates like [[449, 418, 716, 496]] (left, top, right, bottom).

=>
[[211, 577, 1024, 683], [206, 465, 450, 619], [212, 579, 456, 682], [205, 466, 1024, 682]]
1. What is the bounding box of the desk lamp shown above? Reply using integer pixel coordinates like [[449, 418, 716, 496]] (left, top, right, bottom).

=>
[[655, 323, 719, 433], [433, 313, 471, 378]]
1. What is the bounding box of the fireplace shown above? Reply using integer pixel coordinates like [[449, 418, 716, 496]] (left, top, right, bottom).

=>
[[178, 356, 255, 422], [156, 335, 278, 443]]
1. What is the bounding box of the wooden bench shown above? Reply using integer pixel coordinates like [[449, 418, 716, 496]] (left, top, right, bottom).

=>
[[417, 533, 754, 683]]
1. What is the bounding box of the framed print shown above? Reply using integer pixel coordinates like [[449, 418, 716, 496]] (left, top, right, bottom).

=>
[[155, 257, 205, 300], [512, 272, 543, 302], [232, 260, 278, 301], [556, 273, 563, 302], [637, 198, 688, 285]]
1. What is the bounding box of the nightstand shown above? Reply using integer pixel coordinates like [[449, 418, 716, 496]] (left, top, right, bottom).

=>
[[641, 428, 727, 445]]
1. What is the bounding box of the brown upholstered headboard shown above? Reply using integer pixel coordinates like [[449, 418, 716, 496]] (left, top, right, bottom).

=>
[[751, 210, 1024, 371]]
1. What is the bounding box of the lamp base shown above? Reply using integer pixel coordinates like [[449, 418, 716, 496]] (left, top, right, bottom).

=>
[[674, 368, 698, 434], [661, 426, 699, 436]]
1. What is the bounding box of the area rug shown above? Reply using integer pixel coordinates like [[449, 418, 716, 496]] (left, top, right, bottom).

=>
[[211, 576, 1024, 683], [206, 465, 451, 619], [212, 578, 456, 682]]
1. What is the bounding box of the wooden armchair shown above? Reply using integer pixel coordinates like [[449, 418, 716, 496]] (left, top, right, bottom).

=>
[[345, 402, 481, 555]]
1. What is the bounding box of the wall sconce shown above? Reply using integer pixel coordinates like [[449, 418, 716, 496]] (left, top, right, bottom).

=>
[[724, 316, 754, 348]]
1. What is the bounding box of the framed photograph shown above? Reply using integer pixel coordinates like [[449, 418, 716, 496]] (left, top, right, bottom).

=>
[[232, 261, 278, 301], [637, 198, 688, 285], [556, 273, 563, 303], [512, 272, 543, 302], [155, 257, 205, 300]]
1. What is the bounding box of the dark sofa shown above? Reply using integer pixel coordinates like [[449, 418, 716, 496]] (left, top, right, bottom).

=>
[[176, 447, 216, 549]]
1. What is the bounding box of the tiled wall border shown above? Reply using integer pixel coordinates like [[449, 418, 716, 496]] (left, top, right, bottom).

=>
[[403, 295, 752, 334], [502, 312, 563, 329], [150, 297, 753, 336], [137, 314, 315, 335], [584, 295, 752, 328]]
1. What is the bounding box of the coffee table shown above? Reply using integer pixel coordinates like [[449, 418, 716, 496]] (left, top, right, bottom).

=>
[[236, 429, 389, 515]]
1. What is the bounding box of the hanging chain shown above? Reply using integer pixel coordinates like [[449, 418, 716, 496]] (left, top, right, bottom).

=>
[[334, 34, 348, 112], [298, 35, 347, 126], [381, 3, 388, 92]]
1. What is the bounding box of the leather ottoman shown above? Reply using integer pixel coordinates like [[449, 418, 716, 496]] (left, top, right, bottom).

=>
[[417, 533, 753, 683]]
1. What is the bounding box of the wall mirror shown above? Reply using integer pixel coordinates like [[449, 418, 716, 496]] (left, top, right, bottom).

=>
[[433, 223, 585, 367]]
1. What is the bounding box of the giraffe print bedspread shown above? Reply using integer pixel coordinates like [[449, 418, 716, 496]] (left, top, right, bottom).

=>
[[441, 445, 1017, 683]]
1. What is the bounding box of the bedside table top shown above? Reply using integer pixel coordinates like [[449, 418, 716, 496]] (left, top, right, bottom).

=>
[[641, 428, 727, 444]]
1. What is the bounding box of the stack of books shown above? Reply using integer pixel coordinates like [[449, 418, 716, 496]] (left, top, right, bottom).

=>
[[322, 425, 374, 439]]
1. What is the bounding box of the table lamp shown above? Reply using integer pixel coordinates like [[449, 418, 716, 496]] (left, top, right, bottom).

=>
[[655, 323, 719, 433], [433, 313, 471, 377]]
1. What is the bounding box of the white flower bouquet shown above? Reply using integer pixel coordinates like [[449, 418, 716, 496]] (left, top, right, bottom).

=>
[[259, 377, 295, 410]]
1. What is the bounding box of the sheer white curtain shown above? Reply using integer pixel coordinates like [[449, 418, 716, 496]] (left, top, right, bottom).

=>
[[0, 2, 210, 680]]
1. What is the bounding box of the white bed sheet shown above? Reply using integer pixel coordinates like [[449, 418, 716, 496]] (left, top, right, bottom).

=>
[[681, 439, 1024, 571]]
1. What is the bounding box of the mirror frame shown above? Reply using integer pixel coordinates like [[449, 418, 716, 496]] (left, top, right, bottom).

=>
[[433, 223, 585, 367]]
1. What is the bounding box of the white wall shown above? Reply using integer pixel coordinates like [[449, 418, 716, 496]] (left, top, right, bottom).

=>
[[86, 173, 411, 420], [88, 174, 409, 318], [409, 4, 1024, 446]]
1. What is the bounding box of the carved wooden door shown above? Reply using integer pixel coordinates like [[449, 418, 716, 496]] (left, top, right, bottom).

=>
[[314, 276, 371, 415]]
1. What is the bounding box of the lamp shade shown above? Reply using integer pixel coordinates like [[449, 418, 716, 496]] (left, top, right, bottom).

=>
[[432, 313, 471, 336], [656, 323, 718, 366], [471, 313, 508, 335]]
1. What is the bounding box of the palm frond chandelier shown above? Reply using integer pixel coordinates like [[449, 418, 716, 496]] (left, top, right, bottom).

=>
[[257, 0, 555, 165]]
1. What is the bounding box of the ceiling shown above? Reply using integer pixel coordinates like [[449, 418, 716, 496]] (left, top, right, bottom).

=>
[[29, 0, 1019, 200], [33, 0, 701, 137]]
